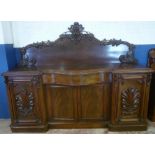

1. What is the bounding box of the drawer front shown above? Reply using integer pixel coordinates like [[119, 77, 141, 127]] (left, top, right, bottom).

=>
[[42, 72, 108, 85]]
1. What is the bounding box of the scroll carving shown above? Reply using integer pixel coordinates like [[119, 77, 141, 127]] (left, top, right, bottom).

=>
[[19, 22, 137, 68], [19, 48, 36, 68], [121, 88, 140, 116], [101, 39, 137, 64]]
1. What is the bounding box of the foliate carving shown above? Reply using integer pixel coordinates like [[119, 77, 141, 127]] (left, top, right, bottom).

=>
[[121, 88, 140, 116], [101, 39, 137, 64], [119, 53, 137, 64], [69, 22, 84, 35], [101, 39, 134, 50], [19, 22, 137, 67], [15, 92, 34, 116], [13, 76, 41, 117], [59, 22, 95, 42], [15, 84, 34, 117], [19, 48, 36, 68], [25, 40, 54, 49]]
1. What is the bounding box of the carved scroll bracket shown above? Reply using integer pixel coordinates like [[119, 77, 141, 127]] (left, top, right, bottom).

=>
[[19, 48, 36, 68], [101, 38, 137, 64]]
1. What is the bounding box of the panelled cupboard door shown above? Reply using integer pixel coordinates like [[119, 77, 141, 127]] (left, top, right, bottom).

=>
[[46, 85, 77, 121], [6, 75, 47, 128], [79, 84, 109, 120], [46, 84, 110, 122], [111, 73, 151, 129]]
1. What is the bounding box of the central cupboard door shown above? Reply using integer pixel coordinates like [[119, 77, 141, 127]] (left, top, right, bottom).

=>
[[46, 84, 110, 121], [79, 84, 109, 120], [46, 85, 77, 121]]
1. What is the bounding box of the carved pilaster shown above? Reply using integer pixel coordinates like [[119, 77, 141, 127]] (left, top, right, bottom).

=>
[[31, 75, 42, 88], [146, 73, 152, 86], [113, 74, 124, 85]]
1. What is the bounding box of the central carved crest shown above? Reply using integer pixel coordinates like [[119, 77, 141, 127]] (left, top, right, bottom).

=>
[[68, 22, 84, 35], [59, 22, 94, 42]]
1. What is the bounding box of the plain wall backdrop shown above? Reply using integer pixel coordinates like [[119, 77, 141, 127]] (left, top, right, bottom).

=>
[[11, 21, 155, 47]]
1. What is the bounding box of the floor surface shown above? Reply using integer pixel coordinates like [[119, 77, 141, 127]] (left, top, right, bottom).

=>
[[0, 119, 155, 134]]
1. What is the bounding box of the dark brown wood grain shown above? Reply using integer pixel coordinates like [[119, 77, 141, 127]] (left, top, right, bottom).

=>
[[2, 22, 153, 132], [148, 48, 155, 121], [110, 73, 151, 131]]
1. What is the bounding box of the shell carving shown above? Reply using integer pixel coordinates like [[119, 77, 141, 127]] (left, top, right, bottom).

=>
[[121, 88, 140, 116]]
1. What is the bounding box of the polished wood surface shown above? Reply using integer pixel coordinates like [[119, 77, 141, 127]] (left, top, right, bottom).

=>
[[148, 48, 155, 121], [3, 22, 153, 132]]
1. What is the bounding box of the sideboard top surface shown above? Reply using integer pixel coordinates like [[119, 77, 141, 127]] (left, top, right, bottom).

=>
[[3, 63, 153, 76]]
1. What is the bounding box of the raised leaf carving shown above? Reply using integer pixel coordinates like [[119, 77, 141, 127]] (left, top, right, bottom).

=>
[[14, 76, 41, 117], [121, 88, 140, 116], [15, 91, 34, 116]]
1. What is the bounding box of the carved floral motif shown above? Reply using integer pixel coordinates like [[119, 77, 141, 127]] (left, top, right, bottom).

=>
[[19, 22, 137, 68], [15, 91, 34, 116], [121, 88, 140, 116], [59, 22, 94, 42], [13, 76, 41, 117]]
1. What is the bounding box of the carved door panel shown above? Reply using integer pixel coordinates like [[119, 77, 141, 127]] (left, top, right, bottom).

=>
[[46, 85, 77, 121], [79, 84, 109, 120], [7, 75, 46, 126], [111, 73, 151, 126]]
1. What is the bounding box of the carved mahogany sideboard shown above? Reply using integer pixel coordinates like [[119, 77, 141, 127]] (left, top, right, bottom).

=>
[[148, 48, 155, 121], [3, 22, 153, 132]]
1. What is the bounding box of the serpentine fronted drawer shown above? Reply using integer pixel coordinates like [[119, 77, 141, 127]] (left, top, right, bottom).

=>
[[42, 72, 110, 85]]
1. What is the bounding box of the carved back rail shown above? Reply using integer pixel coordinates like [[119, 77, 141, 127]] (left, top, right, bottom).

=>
[[19, 22, 137, 68]]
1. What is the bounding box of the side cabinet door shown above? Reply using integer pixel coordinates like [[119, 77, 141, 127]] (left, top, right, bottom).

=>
[[6, 75, 47, 132], [111, 73, 151, 130]]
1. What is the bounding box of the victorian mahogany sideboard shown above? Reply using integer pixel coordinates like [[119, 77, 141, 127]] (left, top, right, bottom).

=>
[[3, 22, 153, 132]]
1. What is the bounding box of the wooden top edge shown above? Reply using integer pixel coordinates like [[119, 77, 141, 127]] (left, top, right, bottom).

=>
[[2, 65, 154, 76]]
